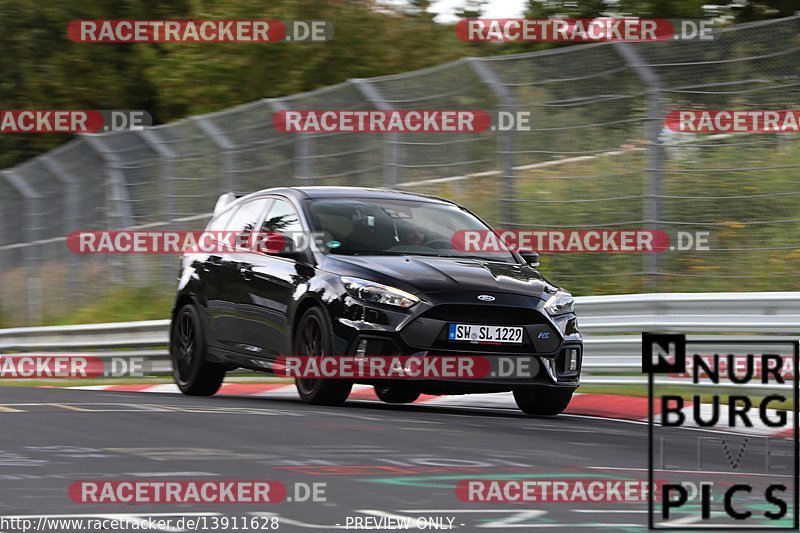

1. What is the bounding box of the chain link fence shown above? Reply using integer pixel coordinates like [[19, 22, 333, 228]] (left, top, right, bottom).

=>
[[1, 15, 799, 326]]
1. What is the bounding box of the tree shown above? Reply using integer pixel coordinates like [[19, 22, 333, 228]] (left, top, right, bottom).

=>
[[0, 0, 470, 168], [0, 0, 191, 168], [455, 0, 488, 19]]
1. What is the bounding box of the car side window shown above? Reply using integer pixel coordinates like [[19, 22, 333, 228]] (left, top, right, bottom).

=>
[[262, 199, 302, 233], [223, 199, 271, 251], [228, 199, 270, 233], [207, 208, 236, 231]]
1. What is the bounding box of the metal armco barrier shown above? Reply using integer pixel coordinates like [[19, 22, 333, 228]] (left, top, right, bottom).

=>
[[1, 292, 798, 387], [2, 15, 800, 325]]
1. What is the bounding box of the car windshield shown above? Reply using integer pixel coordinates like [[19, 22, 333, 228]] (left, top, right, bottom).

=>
[[307, 197, 516, 263]]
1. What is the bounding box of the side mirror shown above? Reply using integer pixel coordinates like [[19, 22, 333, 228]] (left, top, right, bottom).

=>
[[276, 237, 301, 260], [519, 250, 540, 268], [252, 232, 301, 259], [273, 233, 303, 260]]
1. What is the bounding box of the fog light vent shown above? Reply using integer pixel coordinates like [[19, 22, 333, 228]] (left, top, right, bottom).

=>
[[568, 348, 579, 371]]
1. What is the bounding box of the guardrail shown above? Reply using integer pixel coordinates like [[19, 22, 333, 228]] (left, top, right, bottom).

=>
[[1, 292, 798, 387]]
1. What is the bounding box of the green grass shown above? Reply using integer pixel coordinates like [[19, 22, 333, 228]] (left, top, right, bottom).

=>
[[436, 135, 800, 295], [44, 287, 174, 326]]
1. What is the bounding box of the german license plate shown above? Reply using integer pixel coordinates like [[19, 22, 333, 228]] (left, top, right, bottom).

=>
[[448, 324, 523, 344]]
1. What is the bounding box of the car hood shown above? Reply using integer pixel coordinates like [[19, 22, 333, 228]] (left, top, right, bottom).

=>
[[323, 255, 556, 298]]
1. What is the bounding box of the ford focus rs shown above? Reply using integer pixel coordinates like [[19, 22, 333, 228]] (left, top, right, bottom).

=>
[[170, 187, 582, 415]]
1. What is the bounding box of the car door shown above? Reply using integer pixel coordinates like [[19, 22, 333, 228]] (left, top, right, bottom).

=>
[[235, 197, 308, 360], [212, 197, 272, 354], [198, 204, 239, 352]]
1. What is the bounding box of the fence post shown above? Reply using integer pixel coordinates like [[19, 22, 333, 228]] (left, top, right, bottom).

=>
[[137, 129, 182, 287], [82, 135, 137, 286], [40, 155, 79, 236], [2, 170, 43, 324], [191, 116, 238, 193], [82, 136, 135, 230], [351, 78, 400, 189], [614, 42, 664, 290], [138, 129, 178, 222], [41, 153, 80, 300], [0, 203, 5, 276], [268, 98, 314, 187], [468, 58, 517, 227]]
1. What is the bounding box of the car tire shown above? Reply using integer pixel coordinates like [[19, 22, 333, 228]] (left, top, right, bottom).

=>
[[513, 387, 573, 416], [293, 307, 353, 405], [171, 304, 226, 396], [374, 386, 420, 404]]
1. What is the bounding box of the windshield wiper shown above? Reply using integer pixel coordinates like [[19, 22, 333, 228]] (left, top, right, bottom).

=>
[[331, 249, 511, 262], [331, 250, 406, 256], [438, 254, 512, 262], [394, 252, 512, 262]]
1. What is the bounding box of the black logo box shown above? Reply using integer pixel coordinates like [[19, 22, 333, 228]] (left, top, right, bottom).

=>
[[644, 334, 799, 530]]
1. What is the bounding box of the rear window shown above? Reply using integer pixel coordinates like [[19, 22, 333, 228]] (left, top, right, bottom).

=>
[[207, 208, 236, 231], [227, 199, 270, 232]]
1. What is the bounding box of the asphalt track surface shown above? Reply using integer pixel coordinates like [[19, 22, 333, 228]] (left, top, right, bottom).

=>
[[0, 386, 795, 531]]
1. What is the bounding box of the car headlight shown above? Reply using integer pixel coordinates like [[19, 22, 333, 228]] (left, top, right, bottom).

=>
[[341, 276, 420, 309], [544, 290, 574, 316]]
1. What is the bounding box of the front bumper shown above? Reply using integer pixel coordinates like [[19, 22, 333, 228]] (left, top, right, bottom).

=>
[[331, 290, 583, 391]]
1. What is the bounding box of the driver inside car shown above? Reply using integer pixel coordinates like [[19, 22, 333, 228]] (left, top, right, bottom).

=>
[[395, 219, 427, 246]]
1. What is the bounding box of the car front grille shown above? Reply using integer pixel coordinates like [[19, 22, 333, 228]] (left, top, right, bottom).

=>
[[400, 304, 560, 354], [419, 305, 548, 325]]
